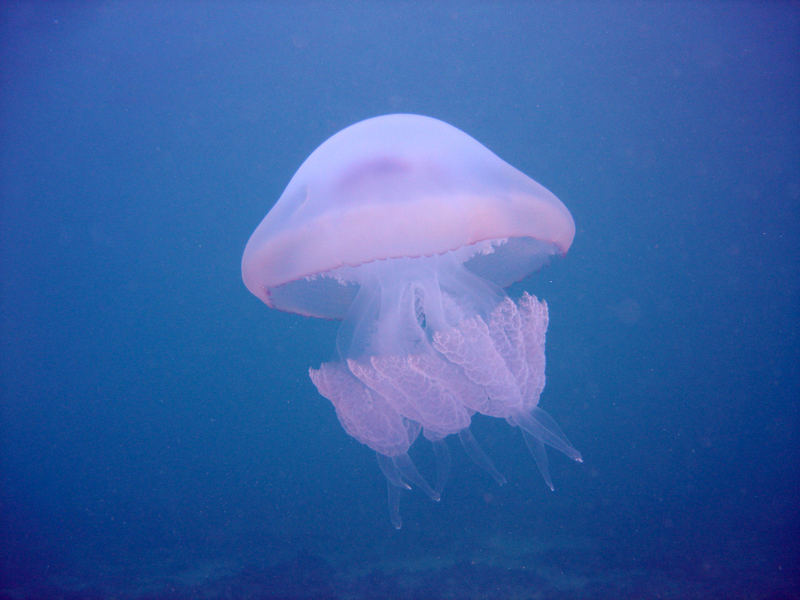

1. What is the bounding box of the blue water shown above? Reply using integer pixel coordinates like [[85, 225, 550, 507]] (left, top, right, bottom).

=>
[[1, 3, 797, 599]]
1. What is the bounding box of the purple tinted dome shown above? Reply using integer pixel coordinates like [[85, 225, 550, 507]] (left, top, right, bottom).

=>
[[242, 114, 575, 318]]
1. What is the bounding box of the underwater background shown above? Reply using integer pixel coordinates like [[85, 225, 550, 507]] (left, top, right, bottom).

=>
[[1, 2, 798, 599]]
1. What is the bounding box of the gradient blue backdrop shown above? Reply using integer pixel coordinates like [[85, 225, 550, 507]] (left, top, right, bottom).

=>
[[1, 3, 798, 598]]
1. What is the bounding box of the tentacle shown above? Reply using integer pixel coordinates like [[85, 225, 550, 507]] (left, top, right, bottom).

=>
[[459, 428, 506, 486], [386, 480, 402, 530], [393, 453, 440, 501], [376, 453, 410, 490], [521, 429, 554, 491], [430, 438, 452, 497], [513, 407, 582, 462]]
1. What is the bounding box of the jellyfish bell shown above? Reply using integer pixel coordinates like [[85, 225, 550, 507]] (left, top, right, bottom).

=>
[[242, 114, 574, 318], [242, 114, 581, 528]]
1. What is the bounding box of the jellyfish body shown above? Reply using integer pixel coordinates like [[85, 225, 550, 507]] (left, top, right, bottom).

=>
[[242, 114, 581, 528]]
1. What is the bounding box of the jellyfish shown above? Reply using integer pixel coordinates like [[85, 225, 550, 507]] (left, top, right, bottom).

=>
[[242, 114, 581, 528]]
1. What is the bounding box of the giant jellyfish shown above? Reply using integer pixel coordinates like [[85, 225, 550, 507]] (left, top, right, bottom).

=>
[[242, 114, 581, 528]]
